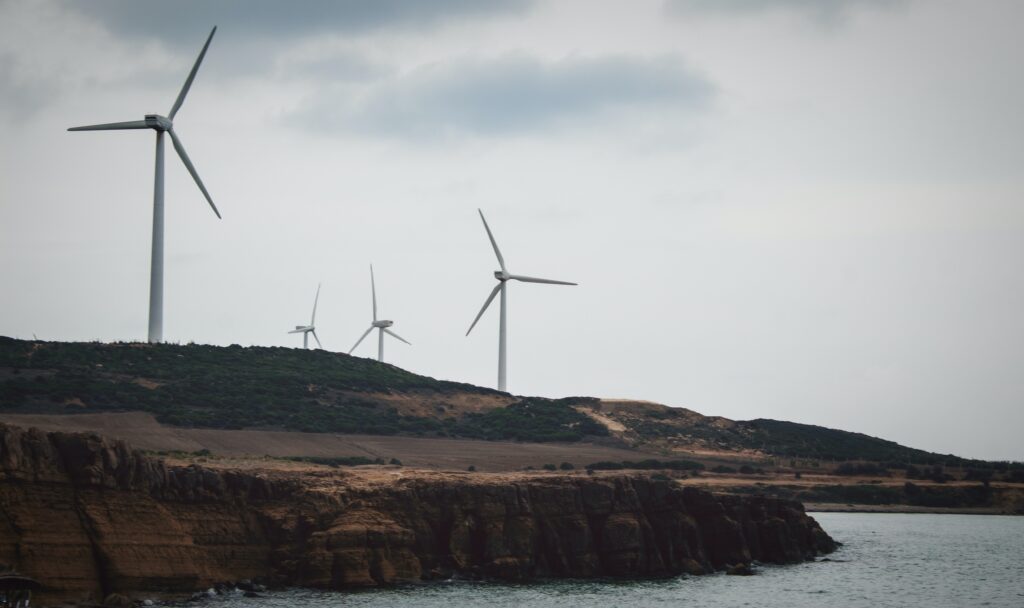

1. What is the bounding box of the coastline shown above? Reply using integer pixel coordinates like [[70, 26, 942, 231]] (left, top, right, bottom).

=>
[[805, 503, 1011, 515], [0, 423, 837, 605]]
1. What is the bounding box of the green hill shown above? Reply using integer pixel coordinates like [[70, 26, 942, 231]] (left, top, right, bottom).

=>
[[0, 337, 1014, 469], [0, 337, 603, 441]]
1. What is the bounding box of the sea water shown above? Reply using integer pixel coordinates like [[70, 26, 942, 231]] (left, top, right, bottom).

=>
[[195, 513, 1024, 608]]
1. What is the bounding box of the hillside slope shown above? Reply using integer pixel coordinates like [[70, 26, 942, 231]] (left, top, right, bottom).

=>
[[0, 337, 1007, 467]]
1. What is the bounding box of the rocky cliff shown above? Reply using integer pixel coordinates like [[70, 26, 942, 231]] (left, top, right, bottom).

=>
[[0, 424, 835, 604]]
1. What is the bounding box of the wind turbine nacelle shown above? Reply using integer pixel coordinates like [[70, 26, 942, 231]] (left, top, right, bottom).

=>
[[373, 320, 394, 328], [295, 325, 307, 331], [494, 270, 510, 281], [144, 114, 173, 131]]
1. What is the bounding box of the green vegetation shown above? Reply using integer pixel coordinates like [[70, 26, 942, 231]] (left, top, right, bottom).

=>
[[283, 456, 384, 467], [834, 462, 891, 477], [0, 338, 608, 443], [453, 398, 609, 442], [2, 338, 1022, 471], [731, 482, 997, 509], [585, 459, 705, 472], [737, 419, 943, 462]]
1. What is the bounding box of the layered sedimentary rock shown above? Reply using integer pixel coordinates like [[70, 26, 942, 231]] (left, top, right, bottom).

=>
[[0, 424, 835, 604]]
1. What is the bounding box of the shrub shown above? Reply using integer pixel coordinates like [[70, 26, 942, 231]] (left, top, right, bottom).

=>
[[834, 462, 891, 477], [585, 459, 704, 472], [284, 456, 381, 467], [559, 462, 574, 470]]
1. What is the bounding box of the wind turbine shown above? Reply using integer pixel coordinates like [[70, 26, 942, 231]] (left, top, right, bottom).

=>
[[289, 284, 323, 349], [349, 265, 410, 362], [466, 209, 577, 392], [68, 27, 221, 343]]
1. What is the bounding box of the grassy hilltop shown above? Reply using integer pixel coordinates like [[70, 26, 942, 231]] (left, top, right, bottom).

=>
[[0, 337, 606, 442], [0, 336, 1016, 470]]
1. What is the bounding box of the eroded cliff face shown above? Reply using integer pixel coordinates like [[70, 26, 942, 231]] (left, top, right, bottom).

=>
[[0, 424, 835, 604]]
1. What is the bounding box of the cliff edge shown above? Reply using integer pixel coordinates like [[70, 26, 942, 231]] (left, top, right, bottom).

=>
[[0, 424, 836, 604]]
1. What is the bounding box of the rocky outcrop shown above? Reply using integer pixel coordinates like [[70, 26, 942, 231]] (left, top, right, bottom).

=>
[[0, 424, 835, 604]]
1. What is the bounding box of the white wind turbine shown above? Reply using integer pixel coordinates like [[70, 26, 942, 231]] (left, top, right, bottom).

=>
[[289, 284, 323, 349], [68, 27, 221, 344], [466, 209, 577, 392], [349, 265, 410, 362]]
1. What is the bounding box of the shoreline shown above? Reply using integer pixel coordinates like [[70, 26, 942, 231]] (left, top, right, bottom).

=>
[[805, 503, 1012, 515]]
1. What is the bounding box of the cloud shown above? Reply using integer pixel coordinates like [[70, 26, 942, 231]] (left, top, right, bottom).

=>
[[276, 50, 393, 84], [60, 0, 534, 45], [287, 53, 715, 139], [665, 0, 901, 23], [0, 52, 59, 121]]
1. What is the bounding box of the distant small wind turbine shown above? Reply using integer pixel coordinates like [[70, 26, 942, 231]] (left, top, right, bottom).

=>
[[289, 284, 322, 349], [68, 27, 221, 344], [466, 209, 577, 392], [348, 265, 410, 362]]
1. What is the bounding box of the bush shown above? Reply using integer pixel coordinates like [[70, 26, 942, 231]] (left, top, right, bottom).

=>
[[542, 463, 557, 471], [586, 459, 704, 472], [456, 398, 610, 442], [467, 465, 476, 472], [284, 456, 381, 467], [834, 462, 891, 477], [559, 462, 574, 470]]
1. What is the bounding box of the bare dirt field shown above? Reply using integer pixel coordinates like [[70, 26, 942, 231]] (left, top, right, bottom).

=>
[[0, 411, 665, 472]]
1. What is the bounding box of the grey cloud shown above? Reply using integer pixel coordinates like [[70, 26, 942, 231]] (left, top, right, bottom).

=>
[[288, 54, 714, 139], [61, 0, 533, 45], [0, 53, 58, 122], [280, 51, 393, 84], [665, 0, 901, 23]]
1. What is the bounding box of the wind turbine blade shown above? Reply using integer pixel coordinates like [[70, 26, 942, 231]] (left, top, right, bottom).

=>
[[312, 330, 323, 349], [168, 129, 221, 218], [508, 274, 578, 286], [478, 209, 506, 272], [68, 120, 149, 131], [311, 283, 321, 325], [168, 26, 217, 120], [349, 326, 374, 354], [370, 264, 377, 322], [466, 283, 502, 336], [383, 328, 410, 345]]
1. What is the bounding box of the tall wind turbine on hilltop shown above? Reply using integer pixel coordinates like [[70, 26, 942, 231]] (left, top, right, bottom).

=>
[[68, 27, 221, 343], [466, 209, 577, 392], [289, 284, 323, 349], [349, 265, 410, 362]]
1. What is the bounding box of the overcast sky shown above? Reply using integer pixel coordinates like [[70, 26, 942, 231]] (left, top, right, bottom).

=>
[[1, 0, 1022, 461]]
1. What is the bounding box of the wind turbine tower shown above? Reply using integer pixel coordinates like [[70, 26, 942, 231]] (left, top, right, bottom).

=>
[[466, 209, 577, 392], [68, 27, 221, 343], [289, 284, 323, 349], [349, 265, 410, 362]]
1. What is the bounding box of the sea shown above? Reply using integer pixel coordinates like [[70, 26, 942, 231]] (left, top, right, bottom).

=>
[[192, 513, 1024, 608]]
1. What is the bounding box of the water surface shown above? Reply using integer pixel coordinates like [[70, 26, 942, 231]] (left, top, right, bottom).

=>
[[197, 513, 1024, 608]]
